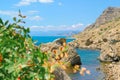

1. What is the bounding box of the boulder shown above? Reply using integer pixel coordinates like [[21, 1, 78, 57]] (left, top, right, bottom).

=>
[[53, 67, 72, 80], [40, 38, 81, 66], [62, 46, 81, 66], [40, 38, 81, 80]]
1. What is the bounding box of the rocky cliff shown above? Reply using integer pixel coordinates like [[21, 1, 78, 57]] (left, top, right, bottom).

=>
[[85, 7, 120, 30], [70, 7, 120, 80], [72, 7, 120, 62]]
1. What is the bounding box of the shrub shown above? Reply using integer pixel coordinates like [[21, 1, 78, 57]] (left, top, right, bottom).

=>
[[100, 29, 103, 31], [0, 11, 86, 80], [103, 38, 108, 42], [85, 39, 93, 46], [110, 39, 120, 44], [0, 13, 53, 80], [98, 32, 102, 35], [104, 28, 107, 31]]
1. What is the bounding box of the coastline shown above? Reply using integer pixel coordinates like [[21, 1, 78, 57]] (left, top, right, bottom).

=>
[[39, 37, 81, 80], [69, 7, 120, 79], [69, 37, 120, 79], [100, 62, 120, 80]]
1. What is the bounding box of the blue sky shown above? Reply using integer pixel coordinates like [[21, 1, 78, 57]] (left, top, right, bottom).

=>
[[0, 0, 120, 36]]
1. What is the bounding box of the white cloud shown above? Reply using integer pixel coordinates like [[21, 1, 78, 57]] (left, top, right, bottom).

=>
[[71, 23, 83, 28], [30, 23, 84, 31], [15, 0, 37, 6], [0, 10, 40, 17], [0, 10, 42, 21], [27, 10, 39, 14], [39, 0, 54, 3], [0, 10, 18, 17], [29, 16, 42, 21], [15, 0, 54, 6]]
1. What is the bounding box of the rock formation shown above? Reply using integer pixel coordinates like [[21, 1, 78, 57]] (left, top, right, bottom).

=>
[[86, 7, 120, 30], [71, 7, 120, 80], [40, 38, 81, 80], [53, 67, 72, 80], [73, 7, 120, 62]]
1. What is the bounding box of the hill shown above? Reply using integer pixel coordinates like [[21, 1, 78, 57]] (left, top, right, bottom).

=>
[[69, 7, 120, 79], [69, 7, 120, 80], [71, 7, 120, 62]]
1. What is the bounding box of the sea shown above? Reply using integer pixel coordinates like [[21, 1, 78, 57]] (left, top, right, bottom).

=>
[[69, 49, 103, 80], [32, 36, 75, 45], [32, 36, 103, 80]]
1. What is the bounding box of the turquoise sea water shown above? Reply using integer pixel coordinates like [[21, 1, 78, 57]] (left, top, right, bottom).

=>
[[32, 36, 102, 80], [70, 49, 102, 80], [32, 36, 75, 45]]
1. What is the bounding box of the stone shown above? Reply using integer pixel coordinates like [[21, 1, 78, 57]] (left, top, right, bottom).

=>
[[53, 67, 72, 80], [72, 7, 120, 79], [40, 38, 81, 80]]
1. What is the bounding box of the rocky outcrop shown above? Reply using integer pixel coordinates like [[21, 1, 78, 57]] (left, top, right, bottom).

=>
[[95, 7, 120, 27], [40, 38, 81, 80], [100, 62, 120, 80], [99, 43, 120, 62], [86, 7, 120, 30], [72, 7, 120, 80], [40, 38, 81, 66], [53, 67, 72, 80], [73, 7, 120, 62]]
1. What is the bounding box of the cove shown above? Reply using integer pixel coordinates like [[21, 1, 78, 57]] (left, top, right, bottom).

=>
[[70, 49, 103, 80], [32, 36, 104, 79]]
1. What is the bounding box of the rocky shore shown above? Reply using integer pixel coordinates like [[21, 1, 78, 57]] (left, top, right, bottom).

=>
[[100, 62, 120, 80], [40, 38, 81, 80], [39, 7, 120, 80], [70, 7, 120, 80]]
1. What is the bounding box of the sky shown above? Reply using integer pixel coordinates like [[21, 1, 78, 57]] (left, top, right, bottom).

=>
[[0, 0, 120, 36]]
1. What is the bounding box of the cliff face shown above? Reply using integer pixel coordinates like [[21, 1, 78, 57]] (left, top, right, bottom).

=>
[[68, 7, 120, 80], [71, 7, 120, 62], [95, 7, 120, 27], [85, 7, 120, 30]]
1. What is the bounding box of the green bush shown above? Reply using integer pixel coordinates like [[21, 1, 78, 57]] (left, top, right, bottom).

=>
[[0, 14, 53, 80], [85, 39, 93, 46], [103, 38, 108, 42]]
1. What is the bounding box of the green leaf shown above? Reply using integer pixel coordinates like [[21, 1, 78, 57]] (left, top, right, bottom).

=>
[[13, 17, 16, 22], [4, 58, 12, 63], [0, 16, 52, 80], [26, 28, 30, 33], [8, 66, 14, 73], [0, 18, 3, 25], [17, 19, 21, 23], [5, 20, 9, 25], [0, 73, 4, 77]]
